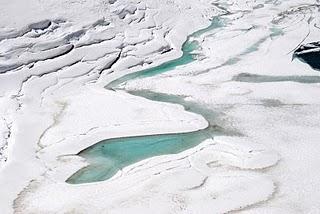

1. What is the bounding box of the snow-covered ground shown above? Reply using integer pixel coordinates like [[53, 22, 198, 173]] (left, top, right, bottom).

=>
[[0, 0, 320, 213]]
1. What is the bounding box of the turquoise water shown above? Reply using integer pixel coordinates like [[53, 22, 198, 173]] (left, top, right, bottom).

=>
[[67, 18, 224, 184], [67, 131, 209, 184], [107, 18, 223, 88], [67, 17, 282, 184], [66, 90, 228, 184]]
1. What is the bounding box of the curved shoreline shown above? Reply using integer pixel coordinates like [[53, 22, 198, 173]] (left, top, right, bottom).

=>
[[66, 18, 224, 184]]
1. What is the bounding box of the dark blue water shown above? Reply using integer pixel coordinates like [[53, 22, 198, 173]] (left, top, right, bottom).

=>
[[294, 41, 320, 71]]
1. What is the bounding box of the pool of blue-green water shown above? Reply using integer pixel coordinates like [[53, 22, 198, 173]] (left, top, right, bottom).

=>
[[66, 131, 210, 184], [67, 18, 224, 184]]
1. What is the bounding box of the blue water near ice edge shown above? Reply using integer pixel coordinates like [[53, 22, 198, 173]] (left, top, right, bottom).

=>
[[108, 18, 223, 88], [66, 18, 223, 184], [66, 131, 209, 184]]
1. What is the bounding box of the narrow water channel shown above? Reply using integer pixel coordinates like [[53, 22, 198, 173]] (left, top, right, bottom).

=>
[[107, 17, 223, 88], [66, 18, 228, 184], [66, 15, 284, 184]]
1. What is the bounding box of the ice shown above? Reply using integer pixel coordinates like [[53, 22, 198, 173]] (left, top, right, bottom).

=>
[[0, 0, 320, 213]]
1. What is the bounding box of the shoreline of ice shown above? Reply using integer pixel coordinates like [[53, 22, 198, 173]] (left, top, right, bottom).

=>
[[0, 0, 320, 213]]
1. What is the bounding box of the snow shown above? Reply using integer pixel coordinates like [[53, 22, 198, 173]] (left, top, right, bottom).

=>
[[0, 0, 320, 213], [122, 1, 320, 213]]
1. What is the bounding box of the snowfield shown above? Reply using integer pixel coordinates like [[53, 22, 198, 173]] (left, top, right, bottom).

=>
[[0, 0, 320, 213]]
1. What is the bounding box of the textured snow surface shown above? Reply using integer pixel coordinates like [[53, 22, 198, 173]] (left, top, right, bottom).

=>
[[0, 0, 320, 213]]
